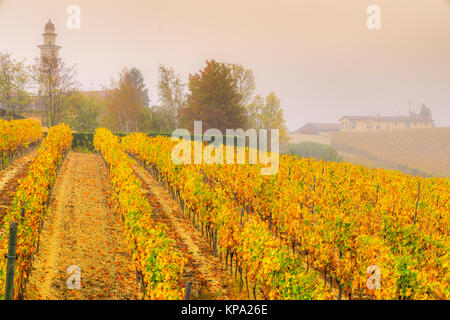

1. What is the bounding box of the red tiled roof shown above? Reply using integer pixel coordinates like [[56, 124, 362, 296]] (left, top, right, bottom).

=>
[[292, 123, 340, 133]]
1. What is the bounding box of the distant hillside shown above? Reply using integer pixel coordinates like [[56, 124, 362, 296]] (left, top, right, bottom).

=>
[[331, 128, 450, 178]]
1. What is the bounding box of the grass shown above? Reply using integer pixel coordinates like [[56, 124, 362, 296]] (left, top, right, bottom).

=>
[[287, 142, 342, 162]]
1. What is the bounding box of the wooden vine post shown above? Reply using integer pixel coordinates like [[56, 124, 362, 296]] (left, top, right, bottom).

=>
[[213, 229, 218, 257], [4, 222, 18, 300], [184, 281, 193, 300]]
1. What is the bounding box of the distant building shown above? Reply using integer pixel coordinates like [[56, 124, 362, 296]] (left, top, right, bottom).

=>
[[289, 123, 339, 145], [292, 123, 340, 135], [30, 20, 107, 117], [339, 106, 434, 132], [38, 19, 61, 61]]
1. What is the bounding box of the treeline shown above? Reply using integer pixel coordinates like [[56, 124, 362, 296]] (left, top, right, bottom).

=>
[[1, 51, 290, 150], [0, 52, 80, 126], [102, 60, 289, 150]]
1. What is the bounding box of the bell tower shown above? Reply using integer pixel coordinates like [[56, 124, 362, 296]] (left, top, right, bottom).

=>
[[38, 19, 62, 60]]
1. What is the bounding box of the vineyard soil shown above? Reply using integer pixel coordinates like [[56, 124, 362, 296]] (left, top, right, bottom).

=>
[[23, 152, 140, 299], [0, 152, 36, 225]]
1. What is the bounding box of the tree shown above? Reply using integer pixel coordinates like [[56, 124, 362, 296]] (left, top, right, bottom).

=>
[[246, 94, 264, 128], [147, 105, 177, 132], [0, 52, 32, 118], [227, 63, 256, 106], [104, 67, 148, 133], [157, 64, 186, 129], [247, 92, 289, 152], [129, 67, 150, 107], [181, 60, 248, 132], [65, 93, 105, 132], [419, 104, 432, 121], [35, 55, 80, 127]]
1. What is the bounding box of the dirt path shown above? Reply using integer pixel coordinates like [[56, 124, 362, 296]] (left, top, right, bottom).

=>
[[0, 152, 36, 226], [24, 152, 140, 300], [132, 163, 237, 300], [0, 152, 35, 193]]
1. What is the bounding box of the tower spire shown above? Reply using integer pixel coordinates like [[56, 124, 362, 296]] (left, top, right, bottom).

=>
[[38, 19, 62, 96], [38, 18, 61, 60]]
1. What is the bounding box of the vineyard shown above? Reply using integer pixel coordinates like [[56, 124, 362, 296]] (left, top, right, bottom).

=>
[[331, 128, 450, 178], [0, 123, 72, 298], [0, 119, 43, 169], [122, 133, 449, 300], [94, 128, 186, 299], [0, 122, 448, 300]]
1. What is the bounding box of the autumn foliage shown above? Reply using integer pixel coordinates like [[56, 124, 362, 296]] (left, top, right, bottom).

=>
[[122, 133, 334, 300], [180, 60, 248, 132], [0, 123, 72, 299], [94, 128, 186, 299], [0, 119, 43, 163], [123, 134, 449, 300]]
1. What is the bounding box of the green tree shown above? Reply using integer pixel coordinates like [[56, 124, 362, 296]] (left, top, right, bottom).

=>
[[146, 105, 176, 132], [65, 93, 105, 132], [181, 60, 248, 132], [129, 67, 150, 107], [227, 63, 256, 106], [157, 64, 186, 129], [0, 52, 32, 118], [247, 92, 289, 152], [246, 94, 264, 128]]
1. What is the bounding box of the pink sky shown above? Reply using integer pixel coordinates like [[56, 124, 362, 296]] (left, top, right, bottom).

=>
[[0, 0, 449, 129]]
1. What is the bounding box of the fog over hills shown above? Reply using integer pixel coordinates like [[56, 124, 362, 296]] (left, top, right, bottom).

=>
[[0, 0, 449, 129]]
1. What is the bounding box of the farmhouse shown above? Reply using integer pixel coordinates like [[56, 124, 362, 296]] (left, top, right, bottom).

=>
[[339, 106, 434, 132], [292, 123, 340, 135], [289, 123, 339, 145]]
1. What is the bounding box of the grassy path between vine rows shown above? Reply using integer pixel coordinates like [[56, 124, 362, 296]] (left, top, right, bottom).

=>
[[24, 152, 140, 300], [0, 152, 36, 230], [132, 163, 239, 300]]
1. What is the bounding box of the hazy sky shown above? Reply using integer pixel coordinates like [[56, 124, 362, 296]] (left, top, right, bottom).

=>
[[1, 0, 449, 130]]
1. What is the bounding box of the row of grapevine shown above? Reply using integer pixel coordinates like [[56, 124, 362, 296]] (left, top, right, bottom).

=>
[[0, 119, 43, 169], [216, 155, 449, 300], [0, 124, 72, 299], [122, 133, 334, 300], [123, 134, 449, 300], [93, 128, 186, 300], [216, 148, 448, 299]]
